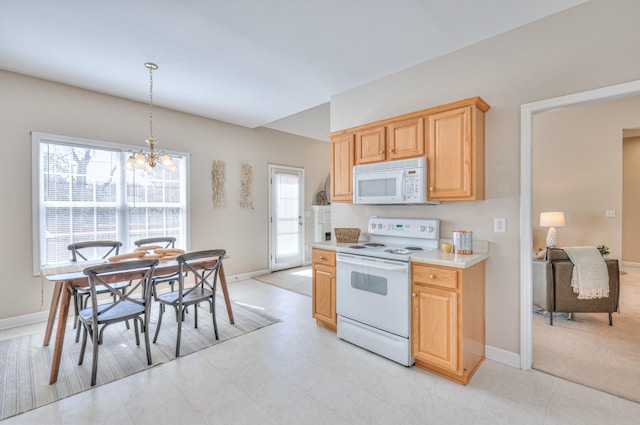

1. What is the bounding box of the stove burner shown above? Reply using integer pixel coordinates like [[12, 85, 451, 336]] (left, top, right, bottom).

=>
[[384, 249, 412, 255], [349, 245, 366, 249], [364, 243, 385, 247], [404, 246, 423, 251]]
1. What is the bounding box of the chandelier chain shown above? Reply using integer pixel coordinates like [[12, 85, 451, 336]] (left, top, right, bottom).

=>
[[124, 62, 176, 172]]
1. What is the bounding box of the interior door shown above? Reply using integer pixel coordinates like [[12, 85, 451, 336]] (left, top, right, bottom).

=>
[[269, 165, 304, 271]]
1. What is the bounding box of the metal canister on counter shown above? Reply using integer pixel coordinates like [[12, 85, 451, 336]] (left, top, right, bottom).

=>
[[452, 230, 473, 254]]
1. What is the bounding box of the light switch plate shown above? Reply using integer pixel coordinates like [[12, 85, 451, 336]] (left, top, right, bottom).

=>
[[494, 217, 506, 233]]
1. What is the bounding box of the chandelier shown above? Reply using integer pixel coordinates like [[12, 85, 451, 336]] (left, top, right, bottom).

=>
[[124, 62, 177, 172]]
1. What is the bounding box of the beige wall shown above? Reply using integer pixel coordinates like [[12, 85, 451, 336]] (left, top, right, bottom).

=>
[[0, 69, 329, 320], [329, 0, 640, 354], [623, 136, 640, 262], [533, 96, 640, 259]]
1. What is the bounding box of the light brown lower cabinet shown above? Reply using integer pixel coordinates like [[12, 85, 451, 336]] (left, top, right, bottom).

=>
[[312, 249, 337, 331], [411, 261, 486, 384]]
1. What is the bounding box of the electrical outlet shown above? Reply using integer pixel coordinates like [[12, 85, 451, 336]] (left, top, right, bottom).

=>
[[606, 210, 616, 217], [494, 217, 506, 233]]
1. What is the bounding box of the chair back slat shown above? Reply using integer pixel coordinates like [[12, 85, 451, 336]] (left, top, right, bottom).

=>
[[68, 240, 122, 262], [83, 259, 158, 320], [177, 250, 226, 297], [134, 237, 176, 249]]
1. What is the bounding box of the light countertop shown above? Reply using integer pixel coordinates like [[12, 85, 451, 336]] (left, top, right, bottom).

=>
[[308, 240, 488, 269]]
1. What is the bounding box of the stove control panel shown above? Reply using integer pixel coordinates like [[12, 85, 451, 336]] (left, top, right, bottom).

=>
[[369, 217, 440, 240]]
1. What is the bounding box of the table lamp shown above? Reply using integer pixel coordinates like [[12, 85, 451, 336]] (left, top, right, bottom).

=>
[[539, 211, 565, 248]]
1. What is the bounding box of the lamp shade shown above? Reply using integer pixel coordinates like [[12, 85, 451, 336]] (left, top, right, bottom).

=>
[[539, 211, 565, 228]]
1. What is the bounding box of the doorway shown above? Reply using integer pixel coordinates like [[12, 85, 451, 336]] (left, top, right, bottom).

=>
[[268, 165, 305, 271], [520, 79, 640, 370]]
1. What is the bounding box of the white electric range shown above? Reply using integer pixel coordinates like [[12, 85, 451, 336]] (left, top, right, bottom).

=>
[[335, 217, 440, 366]]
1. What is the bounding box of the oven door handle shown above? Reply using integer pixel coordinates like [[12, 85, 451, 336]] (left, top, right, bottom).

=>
[[337, 258, 408, 271]]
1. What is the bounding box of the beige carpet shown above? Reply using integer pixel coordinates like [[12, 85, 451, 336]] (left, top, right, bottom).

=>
[[533, 265, 640, 402], [254, 266, 312, 297], [0, 296, 280, 421]]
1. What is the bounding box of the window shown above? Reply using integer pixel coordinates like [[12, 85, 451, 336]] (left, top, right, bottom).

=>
[[32, 132, 189, 274]]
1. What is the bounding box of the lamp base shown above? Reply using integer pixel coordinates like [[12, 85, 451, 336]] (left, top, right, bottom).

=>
[[546, 227, 558, 248]]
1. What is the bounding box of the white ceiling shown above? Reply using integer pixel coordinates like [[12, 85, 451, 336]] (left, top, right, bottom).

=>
[[0, 0, 587, 141]]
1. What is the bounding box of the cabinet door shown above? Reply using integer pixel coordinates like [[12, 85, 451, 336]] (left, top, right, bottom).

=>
[[355, 126, 386, 164], [313, 264, 336, 327], [412, 284, 458, 372], [426, 106, 474, 200], [330, 133, 354, 202], [387, 117, 424, 160]]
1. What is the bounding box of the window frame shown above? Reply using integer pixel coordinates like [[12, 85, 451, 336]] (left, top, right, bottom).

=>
[[31, 131, 190, 275]]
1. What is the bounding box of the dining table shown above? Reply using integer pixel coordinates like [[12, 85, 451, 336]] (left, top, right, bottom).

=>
[[41, 256, 234, 384]]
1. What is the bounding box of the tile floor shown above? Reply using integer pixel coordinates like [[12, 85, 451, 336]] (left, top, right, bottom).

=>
[[3, 279, 640, 424]]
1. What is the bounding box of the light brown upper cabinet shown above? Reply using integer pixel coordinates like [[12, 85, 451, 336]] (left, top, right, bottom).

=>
[[387, 117, 425, 160], [355, 125, 386, 164], [426, 99, 487, 201], [330, 133, 355, 202], [329, 96, 489, 203], [355, 119, 425, 165]]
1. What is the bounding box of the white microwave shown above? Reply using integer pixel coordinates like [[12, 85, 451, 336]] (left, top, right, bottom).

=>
[[352, 157, 438, 205]]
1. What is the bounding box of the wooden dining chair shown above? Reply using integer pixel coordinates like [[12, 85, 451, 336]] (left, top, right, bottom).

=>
[[68, 240, 129, 342], [152, 249, 226, 357], [134, 237, 178, 293], [78, 259, 159, 386]]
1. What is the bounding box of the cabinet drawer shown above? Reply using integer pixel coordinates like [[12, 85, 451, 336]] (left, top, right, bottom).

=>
[[412, 264, 458, 289], [312, 249, 336, 266]]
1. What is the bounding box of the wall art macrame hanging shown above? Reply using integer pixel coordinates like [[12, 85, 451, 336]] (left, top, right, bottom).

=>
[[239, 162, 253, 209], [211, 160, 226, 207]]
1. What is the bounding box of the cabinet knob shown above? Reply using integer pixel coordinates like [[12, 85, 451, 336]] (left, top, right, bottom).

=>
[[320, 256, 326, 260], [429, 274, 436, 279], [379, 150, 384, 154], [349, 191, 353, 195], [429, 187, 434, 191], [389, 148, 394, 153], [412, 293, 417, 297], [330, 275, 335, 279]]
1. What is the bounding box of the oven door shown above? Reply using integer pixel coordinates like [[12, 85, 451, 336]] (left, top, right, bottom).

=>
[[336, 253, 410, 337], [353, 168, 405, 204]]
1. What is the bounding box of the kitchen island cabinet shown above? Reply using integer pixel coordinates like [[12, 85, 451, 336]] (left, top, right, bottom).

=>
[[312, 248, 337, 331], [411, 260, 486, 384]]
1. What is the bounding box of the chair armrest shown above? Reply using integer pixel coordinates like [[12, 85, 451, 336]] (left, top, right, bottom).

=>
[[532, 260, 552, 310]]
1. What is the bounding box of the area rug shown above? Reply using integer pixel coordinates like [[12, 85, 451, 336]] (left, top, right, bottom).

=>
[[0, 296, 280, 420], [254, 266, 312, 297], [533, 266, 640, 403]]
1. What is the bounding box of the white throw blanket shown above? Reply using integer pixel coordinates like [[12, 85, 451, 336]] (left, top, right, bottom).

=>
[[562, 247, 610, 299]]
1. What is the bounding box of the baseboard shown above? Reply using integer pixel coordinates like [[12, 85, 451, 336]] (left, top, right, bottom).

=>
[[485, 344, 521, 369], [621, 261, 640, 268], [226, 269, 270, 283], [0, 310, 49, 331]]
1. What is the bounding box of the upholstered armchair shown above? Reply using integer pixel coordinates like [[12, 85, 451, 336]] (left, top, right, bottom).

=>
[[532, 248, 620, 325]]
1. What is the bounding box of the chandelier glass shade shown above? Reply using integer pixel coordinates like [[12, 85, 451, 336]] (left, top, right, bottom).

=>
[[125, 62, 177, 172]]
